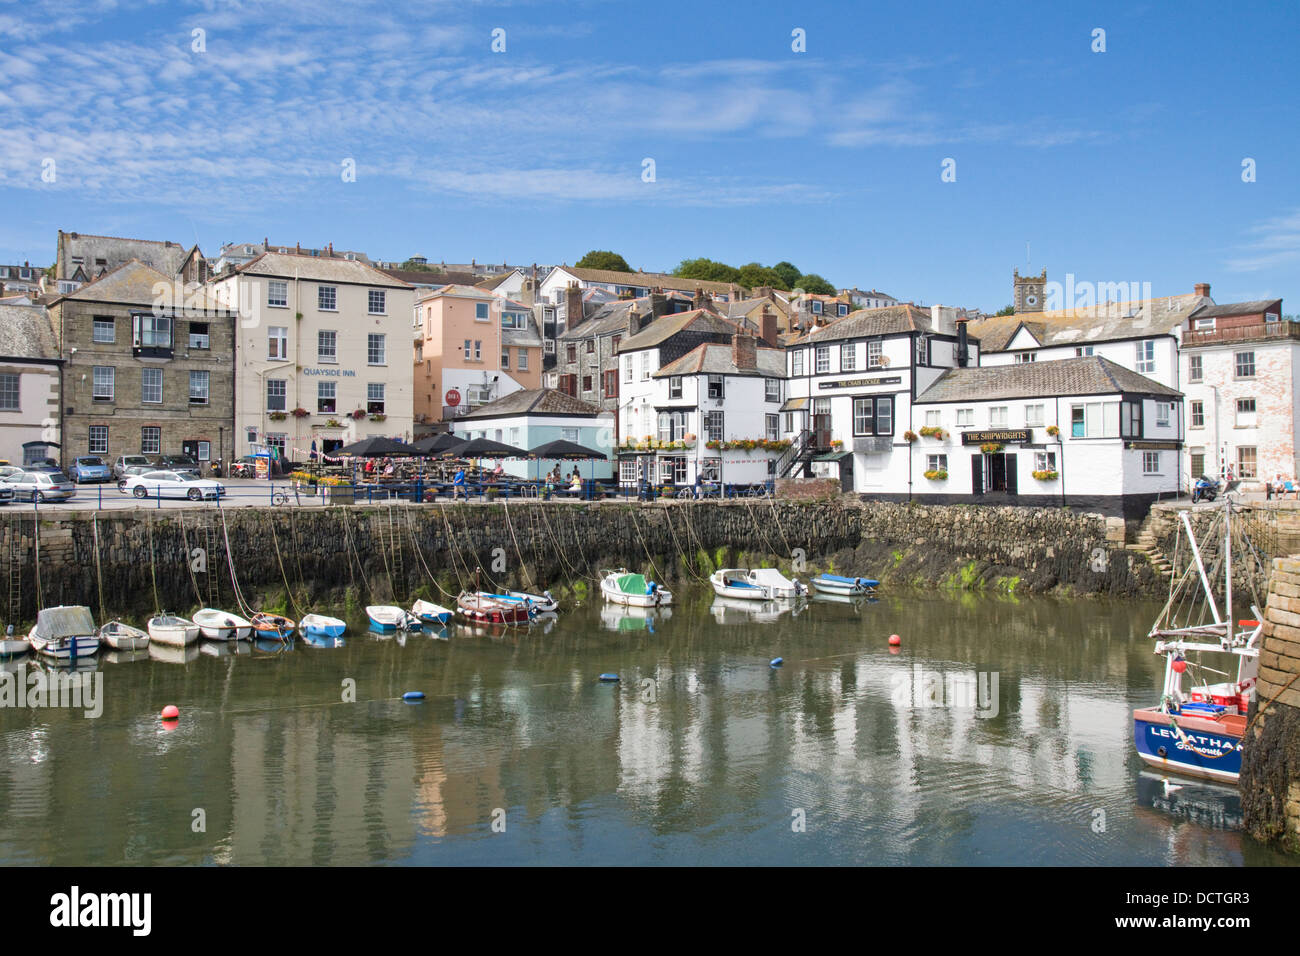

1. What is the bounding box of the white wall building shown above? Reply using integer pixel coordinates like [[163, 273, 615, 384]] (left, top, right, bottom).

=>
[[617, 334, 785, 490], [210, 252, 415, 459], [910, 356, 1183, 517]]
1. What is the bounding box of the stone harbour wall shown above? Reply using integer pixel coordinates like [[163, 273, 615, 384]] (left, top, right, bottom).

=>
[[0, 498, 1164, 626], [1242, 556, 1300, 853]]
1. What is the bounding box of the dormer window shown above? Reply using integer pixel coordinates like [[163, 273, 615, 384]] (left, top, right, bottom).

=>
[[812, 301, 823, 315]]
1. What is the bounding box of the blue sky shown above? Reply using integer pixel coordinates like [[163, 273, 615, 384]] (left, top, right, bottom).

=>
[[0, 0, 1296, 312]]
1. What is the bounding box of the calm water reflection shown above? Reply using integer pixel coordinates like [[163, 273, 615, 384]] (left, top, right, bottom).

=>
[[0, 591, 1293, 866]]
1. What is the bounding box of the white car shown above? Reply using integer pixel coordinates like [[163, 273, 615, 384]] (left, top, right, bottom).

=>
[[119, 470, 225, 501]]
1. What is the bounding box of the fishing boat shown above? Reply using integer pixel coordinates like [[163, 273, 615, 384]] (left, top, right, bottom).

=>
[[1132, 498, 1262, 785], [709, 568, 805, 600], [99, 620, 149, 651], [366, 605, 420, 631], [810, 573, 878, 596], [300, 613, 346, 639], [0, 624, 30, 657], [410, 600, 453, 626], [599, 569, 672, 607], [147, 612, 200, 647], [455, 591, 531, 625], [28, 606, 100, 661], [251, 612, 296, 641], [192, 608, 252, 641]]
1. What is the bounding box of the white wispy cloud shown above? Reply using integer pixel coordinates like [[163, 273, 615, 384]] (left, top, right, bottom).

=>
[[1226, 208, 1300, 273]]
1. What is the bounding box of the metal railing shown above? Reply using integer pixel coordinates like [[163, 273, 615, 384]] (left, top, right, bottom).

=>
[[1183, 320, 1300, 347]]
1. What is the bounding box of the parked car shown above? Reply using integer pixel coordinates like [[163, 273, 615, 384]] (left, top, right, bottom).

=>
[[3, 469, 76, 502], [157, 455, 200, 475], [69, 456, 113, 483], [119, 470, 225, 501], [0, 483, 13, 505], [113, 455, 156, 479], [0, 465, 23, 480]]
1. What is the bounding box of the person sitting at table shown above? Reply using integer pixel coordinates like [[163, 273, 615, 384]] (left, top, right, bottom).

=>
[[383, 458, 395, 477], [568, 471, 582, 492], [364, 458, 375, 477], [488, 460, 503, 483]]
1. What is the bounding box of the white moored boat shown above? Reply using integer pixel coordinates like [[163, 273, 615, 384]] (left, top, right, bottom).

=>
[[367, 605, 420, 631], [300, 614, 346, 639], [28, 606, 100, 661], [410, 600, 453, 625], [810, 573, 878, 596], [599, 569, 672, 608], [99, 620, 149, 651], [192, 608, 252, 641], [710, 568, 805, 601], [0, 624, 30, 657], [147, 613, 200, 647]]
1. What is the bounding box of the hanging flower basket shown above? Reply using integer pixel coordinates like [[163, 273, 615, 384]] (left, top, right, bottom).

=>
[[830, 439, 844, 450], [351, 409, 367, 420], [291, 407, 309, 418], [1046, 425, 1060, 437], [903, 430, 918, 443], [980, 442, 1004, 454], [1032, 470, 1059, 481]]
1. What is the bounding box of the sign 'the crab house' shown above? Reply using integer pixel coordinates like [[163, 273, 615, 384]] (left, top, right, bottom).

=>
[[961, 429, 1032, 445]]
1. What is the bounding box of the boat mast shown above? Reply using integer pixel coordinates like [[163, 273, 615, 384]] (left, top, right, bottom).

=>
[[1181, 510, 1221, 625], [1224, 498, 1233, 645]]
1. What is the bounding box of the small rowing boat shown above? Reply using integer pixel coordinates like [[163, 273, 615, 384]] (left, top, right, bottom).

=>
[[192, 608, 252, 641], [300, 613, 346, 639], [250, 612, 296, 641], [410, 600, 453, 626], [456, 591, 531, 625], [505, 590, 558, 613], [147, 613, 199, 647], [100, 620, 149, 651]]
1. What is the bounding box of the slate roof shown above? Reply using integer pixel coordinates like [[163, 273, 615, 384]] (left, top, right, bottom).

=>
[[0, 304, 59, 360], [1188, 299, 1282, 319], [554, 265, 740, 296], [654, 342, 785, 378], [617, 309, 738, 352], [915, 356, 1181, 404], [60, 232, 189, 276], [54, 260, 230, 311], [235, 251, 412, 288], [968, 292, 1212, 352], [790, 304, 934, 344], [558, 298, 640, 340], [383, 268, 480, 287], [459, 388, 603, 420]]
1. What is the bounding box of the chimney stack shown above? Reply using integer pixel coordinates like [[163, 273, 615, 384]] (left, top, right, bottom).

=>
[[758, 305, 778, 347], [650, 288, 668, 320], [628, 306, 642, 337], [956, 318, 969, 368], [1194, 282, 1211, 298], [693, 287, 706, 310], [565, 282, 584, 330], [733, 330, 758, 371]]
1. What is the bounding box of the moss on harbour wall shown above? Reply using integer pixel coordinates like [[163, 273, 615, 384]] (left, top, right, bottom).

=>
[[0, 498, 1163, 625]]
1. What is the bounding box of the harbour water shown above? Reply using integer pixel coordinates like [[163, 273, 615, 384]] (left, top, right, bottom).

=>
[[0, 590, 1293, 866]]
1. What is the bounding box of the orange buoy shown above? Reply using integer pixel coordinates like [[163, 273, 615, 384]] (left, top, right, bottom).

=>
[[888, 634, 902, 646], [161, 704, 179, 720]]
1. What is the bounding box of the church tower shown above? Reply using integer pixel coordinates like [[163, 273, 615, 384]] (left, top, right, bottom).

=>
[[1013, 268, 1047, 312]]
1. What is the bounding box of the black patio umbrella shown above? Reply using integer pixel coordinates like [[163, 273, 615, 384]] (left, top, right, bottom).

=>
[[441, 437, 529, 459], [336, 435, 416, 458], [528, 439, 608, 486], [412, 432, 464, 454]]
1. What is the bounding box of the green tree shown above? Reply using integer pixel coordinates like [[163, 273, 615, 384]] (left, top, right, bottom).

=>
[[673, 257, 741, 283], [797, 273, 836, 295], [735, 262, 789, 291], [575, 250, 631, 272], [994, 304, 1015, 316], [771, 261, 801, 289], [399, 260, 437, 272]]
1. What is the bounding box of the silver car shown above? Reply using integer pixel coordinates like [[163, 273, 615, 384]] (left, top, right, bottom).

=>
[[4, 470, 76, 502]]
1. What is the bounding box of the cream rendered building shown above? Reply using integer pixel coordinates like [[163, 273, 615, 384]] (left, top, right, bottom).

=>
[[210, 252, 415, 459]]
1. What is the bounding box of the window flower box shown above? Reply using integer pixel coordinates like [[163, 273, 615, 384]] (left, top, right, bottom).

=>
[[980, 442, 1004, 454], [923, 469, 948, 481], [1032, 470, 1059, 481], [268, 411, 287, 422], [369, 413, 386, 422], [919, 426, 945, 439]]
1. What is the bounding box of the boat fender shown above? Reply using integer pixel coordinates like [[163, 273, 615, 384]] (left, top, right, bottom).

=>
[[770, 657, 783, 667], [403, 692, 425, 702], [599, 673, 620, 682], [1172, 656, 1187, 673]]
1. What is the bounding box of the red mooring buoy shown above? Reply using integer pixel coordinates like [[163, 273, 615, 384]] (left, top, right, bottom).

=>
[[161, 704, 180, 720], [888, 634, 902, 646]]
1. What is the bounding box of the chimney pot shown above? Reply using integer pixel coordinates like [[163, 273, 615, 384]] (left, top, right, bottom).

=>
[[1194, 282, 1211, 298]]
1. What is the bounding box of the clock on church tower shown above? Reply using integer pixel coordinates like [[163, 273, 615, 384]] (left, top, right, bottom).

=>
[[1013, 268, 1047, 313]]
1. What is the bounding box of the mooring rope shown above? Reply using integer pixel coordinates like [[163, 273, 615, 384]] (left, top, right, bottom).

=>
[[339, 508, 374, 601], [32, 513, 42, 610], [403, 507, 458, 598], [91, 514, 106, 624], [625, 505, 666, 584], [436, 502, 473, 590], [177, 510, 205, 609], [502, 500, 536, 590], [146, 511, 159, 613], [662, 505, 708, 584], [218, 508, 255, 617], [268, 518, 305, 619]]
